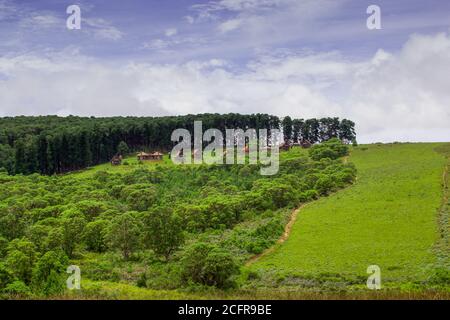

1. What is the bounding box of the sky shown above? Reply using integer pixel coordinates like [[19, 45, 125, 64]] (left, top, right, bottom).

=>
[[0, 0, 449, 143]]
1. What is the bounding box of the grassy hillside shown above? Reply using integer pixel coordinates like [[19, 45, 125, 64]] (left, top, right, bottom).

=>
[[1, 141, 447, 299], [247, 143, 449, 289], [0, 138, 359, 299]]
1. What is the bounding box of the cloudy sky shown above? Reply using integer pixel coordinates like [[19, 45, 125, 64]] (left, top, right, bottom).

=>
[[0, 0, 449, 142]]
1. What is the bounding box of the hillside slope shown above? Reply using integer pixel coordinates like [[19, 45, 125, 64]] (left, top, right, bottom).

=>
[[247, 143, 449, 288]]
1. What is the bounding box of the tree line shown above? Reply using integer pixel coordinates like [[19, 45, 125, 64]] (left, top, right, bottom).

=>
[[0, 114, 356, 175]]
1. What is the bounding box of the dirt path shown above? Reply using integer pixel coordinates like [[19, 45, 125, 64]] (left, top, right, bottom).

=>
[[245, 203, 308, 266]]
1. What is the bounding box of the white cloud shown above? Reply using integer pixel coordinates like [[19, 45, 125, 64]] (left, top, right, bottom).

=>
[[347, 33, 450, 141], [84, 18, 124, 41], [165, 28, 178, 37], [0, 32, 449, 143], [184, 15, 195, 24], [218, 18, 243, 33], [193, 0, 281, 13], [21, 14, 61, 28], [143, 39, 169, 50]]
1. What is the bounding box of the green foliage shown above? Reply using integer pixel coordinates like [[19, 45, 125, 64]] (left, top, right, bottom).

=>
[[314, 175, 336, 195], [60, 210, 86, 257], [0, 144, 15, 174], [250, 179, 298, 209], [122, 184, 157, 211], [282, 116, 293, 142], [0, 204, 27, 240], [309, 138, 349, 161], [181, 243, 239, 289], [0, 263, 13, 290], [117, 141, 129, 156], [0, 115, 355, 175], [0, 236, 8, 258], [106, 213, 141, 260], [5, 239, 36, 284], [84, 220, 109, 252], [141, 207, 184, 260], [3, 280, 31, 297], [0, 134, 359, 296], [32, 250, 69, 295]]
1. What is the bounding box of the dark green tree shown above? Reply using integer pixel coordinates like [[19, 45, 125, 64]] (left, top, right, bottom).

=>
[[281, 116, 293, 143], [117, 141, 129, 156], [141, 207, 184, 260], [106, 212, 141, 260]]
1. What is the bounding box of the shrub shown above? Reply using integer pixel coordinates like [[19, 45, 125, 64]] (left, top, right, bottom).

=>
[[3, 280, 31, 297], [181, 243, 239, 289], [309, 138, 349, 161], [0, 236, 9, 258], [76, 200, 108, 221], [84, 219, 109, 252], [314, 175, 335, 195], [60, 210, 86, 258], [32, 250, 69, 296], [310, 147, 338, 161], [121, 184, 157, 211], [0, 263, 13, 290], [5, 239, 36, 284], [141, 207, 184, 260], [106, 212, 141, 260]]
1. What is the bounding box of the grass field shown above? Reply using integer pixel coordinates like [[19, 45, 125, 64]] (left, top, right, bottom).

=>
[[246, 143, 449, 290]]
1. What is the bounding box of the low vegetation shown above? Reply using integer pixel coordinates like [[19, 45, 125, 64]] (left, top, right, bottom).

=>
[[0, 138, 356, 298]]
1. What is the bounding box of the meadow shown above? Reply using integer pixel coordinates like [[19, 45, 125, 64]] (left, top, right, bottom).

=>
[[246, 143, 449, 292]]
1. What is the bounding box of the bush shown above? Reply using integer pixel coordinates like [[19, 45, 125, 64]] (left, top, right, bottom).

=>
[[310, 147, 338, 161], [106, 212, 141, 260], [32, 250, 69, 296], [84, 219, 109, 252], [5, 239, 36, 284], [250, 180, 297, 209], [309, 138, 349, 161], [0, 263, 13, 290], [0, 236, 8, 258], [121, 184, 157, 211], [314, 175, 336, 195], [3, 280, 31, 297], [141, 207, 184, 260], [181, 243, 239, 289]]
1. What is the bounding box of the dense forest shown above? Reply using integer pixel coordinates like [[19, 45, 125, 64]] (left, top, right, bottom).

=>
[[0, 138, 356, 297], [0, 114, 356, 175]]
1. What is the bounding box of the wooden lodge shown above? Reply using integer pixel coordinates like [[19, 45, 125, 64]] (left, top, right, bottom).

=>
[[111, 155, 123, 166], [137, 151, 163, 161]]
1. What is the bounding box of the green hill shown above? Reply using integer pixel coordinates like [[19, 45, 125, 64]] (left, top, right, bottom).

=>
[[246, 143, 449, 290], [0, 141, 448, 299]]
